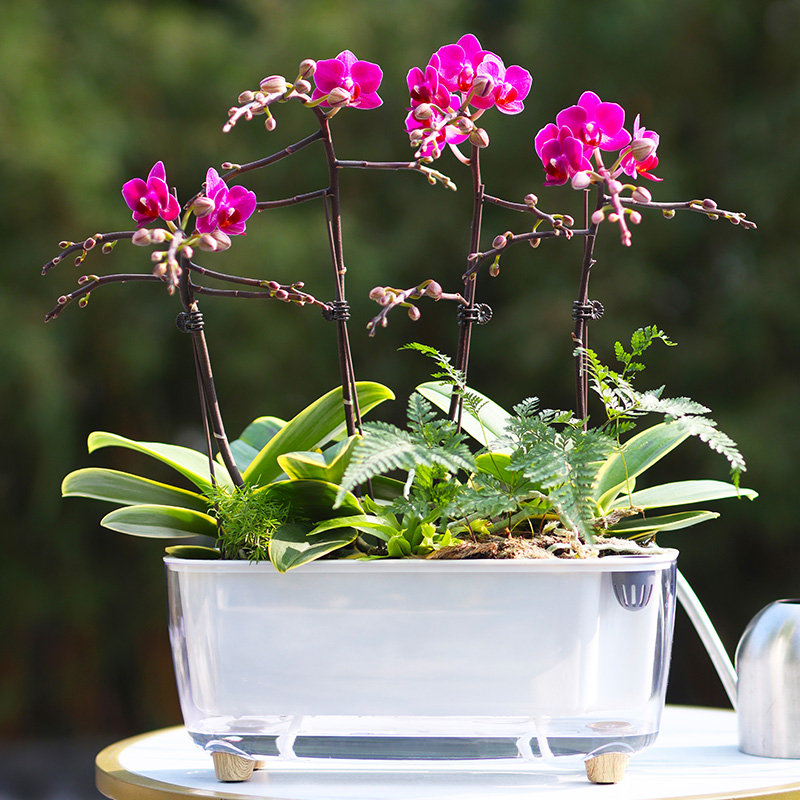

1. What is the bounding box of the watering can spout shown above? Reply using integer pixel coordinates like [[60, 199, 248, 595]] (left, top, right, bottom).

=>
[[676, 571, 738, 709]]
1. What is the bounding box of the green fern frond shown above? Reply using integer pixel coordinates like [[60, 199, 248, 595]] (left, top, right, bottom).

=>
[[520, 429, 615, 542], [402, 342, 486, 421], [337, 401, 475, 504], [579, 326, 747, 483]]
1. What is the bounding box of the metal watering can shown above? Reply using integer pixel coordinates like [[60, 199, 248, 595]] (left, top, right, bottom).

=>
[[678, 574, 800, 758]]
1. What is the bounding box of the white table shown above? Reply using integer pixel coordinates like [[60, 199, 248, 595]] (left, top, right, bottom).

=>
[[95, 706, 800, 800]]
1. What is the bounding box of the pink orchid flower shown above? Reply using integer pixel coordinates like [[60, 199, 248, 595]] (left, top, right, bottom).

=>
[[534, 124, 593, 186], [556, 91, 631, 154], [472, 54, 531, 114], [407, 58, 453, 111], [195, 169, 257, 237], [434, 33, 489, 94], [311, 50, 383, 110], [405, 99, 470, 159], [121, 161, 181, 227], [620, 115, 663, 182], [430, 34, 531, 114]]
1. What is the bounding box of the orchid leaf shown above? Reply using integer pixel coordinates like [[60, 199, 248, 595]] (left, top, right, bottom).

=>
[[254, 479, 363, 520], [243, 382, 394, 486], [277, 436, 359, 484], [309, 514, 399, 542], [593, 421, 692, 512], [62, 467, 209, 512], [417, 381, 511, 446], [268, 522, 357, 572], [87, 431, 233, 492], [612, 479, 758, 510], [100, 504, 218, 539], [475, 452, 517, 483], [164, 545, 221, 559], [606, 510, 720, 536], [225, 415, 286, 473]]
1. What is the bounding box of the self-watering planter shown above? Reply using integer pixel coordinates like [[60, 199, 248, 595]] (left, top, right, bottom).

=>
[[166, 550, 677, 773]]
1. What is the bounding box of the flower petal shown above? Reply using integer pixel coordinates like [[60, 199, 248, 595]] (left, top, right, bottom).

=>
[[313, 57, 346, 93], [595, 101, 626, 136], [351, 60, 383, 94], [351, 91, 383, 109], [122, 178, 147, 210]]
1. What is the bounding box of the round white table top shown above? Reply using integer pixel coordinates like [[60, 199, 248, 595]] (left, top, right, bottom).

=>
[[96, 706, 800, 800]]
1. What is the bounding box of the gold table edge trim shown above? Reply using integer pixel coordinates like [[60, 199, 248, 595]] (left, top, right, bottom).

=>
[[94, 725, 800, 800], [95, 726, 273, 800]]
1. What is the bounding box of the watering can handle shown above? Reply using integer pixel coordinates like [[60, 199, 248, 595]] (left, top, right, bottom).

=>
[[676, 570, 738, 710]]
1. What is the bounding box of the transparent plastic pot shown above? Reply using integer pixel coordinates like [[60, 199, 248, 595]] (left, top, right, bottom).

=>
[[165, 550, 678, 763]]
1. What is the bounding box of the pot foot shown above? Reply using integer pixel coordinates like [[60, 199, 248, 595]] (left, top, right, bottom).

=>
[[212, 751, 255, 782], [584, 752, 629, 784]]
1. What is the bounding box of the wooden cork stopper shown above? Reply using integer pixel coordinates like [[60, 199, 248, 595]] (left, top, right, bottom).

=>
[[211, 751, 255, 782], [584, 752, 630, 784]]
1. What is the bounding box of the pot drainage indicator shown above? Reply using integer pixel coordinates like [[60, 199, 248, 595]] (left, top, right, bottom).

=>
[[612, 571, 656, 611]]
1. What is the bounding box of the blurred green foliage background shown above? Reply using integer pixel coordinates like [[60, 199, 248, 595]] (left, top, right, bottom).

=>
[[1, 0, 798, 744]]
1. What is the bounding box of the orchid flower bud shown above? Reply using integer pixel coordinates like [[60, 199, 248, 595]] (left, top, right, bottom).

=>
[[629, 137, 657, 162], [209, 230, 232, 251], [294, 79, 312, 95], [471, 74, 495, 99], [327, 87, 352, 109], [424, 280, 442, 299], [407, 305, 421, 321], [452, 116, 475, 135], [369, 286, 386, 301], [192, 196, 215, 218], [571, 171, 592, 190], [131, 229, 152, 246], [632, 186, 652, 204], [150, 228, 168, 244], [469, 127, 490, 148], [606, 179, 623, 195], [260, 75, 288, 94], [198, 234, 219, 251], [298, 59, 316, 80], [412, 103, 434, 122], [238, 90, 255, 104]]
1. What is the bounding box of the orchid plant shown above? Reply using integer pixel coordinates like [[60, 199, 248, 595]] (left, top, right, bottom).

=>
[[44, 34, 757, 568]]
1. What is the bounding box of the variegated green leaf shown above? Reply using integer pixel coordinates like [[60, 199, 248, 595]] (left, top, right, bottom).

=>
[[593, 421, 692, 512], [278, 436, 359, 484], [100, 504, 218, 539], [243, 382, 394, 487], [417, 381, 511, 446], [62, 467, 209, 512], [612, 479, 758, 510], [268, 522, 356, 572], [607, 510, 720, 536], [88, 431, 233, 492]]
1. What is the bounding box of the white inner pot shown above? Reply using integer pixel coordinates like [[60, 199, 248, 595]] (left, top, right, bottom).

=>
[[166, 550, 678, 761]]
